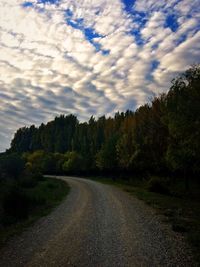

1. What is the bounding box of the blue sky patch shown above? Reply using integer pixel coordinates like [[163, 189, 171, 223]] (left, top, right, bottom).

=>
[[130, 29, 144, 46], [65, 9, 73, 17], [151, 60, 159, 71], [125, 8, 147, 44], [22, 2, 34, 8], [22, 0, 60, 7], [122, 0, 135, 13], [146, 60, 160, 81], [84, 28, 102, 40], [102, 49, 110, 56], [176, 34, 187, 46], [37, 0, 60, 4], [165, 14, 179, 32], [65, 14, 109, 55]]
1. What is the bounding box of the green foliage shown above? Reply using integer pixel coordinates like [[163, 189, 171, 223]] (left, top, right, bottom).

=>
[[10, 115, 78, 153], [0, 145, 70, 246], [116, 114, 135, 171], [2, 186, 32, 224], [147, 177, 170, 195], [0, 152, 45, 226], [19, 175, 38, 188], [164, 65, 200, 189], [96, 135, 118, 171], [0, 154, 25, 179], [24, 150, 57, 175], [0, 178, 70, 246], [25, 150, 45, 172], [62, 151, 84, 173]]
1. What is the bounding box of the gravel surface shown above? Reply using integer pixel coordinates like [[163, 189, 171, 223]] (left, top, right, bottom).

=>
[[0, 176, 194, 267]]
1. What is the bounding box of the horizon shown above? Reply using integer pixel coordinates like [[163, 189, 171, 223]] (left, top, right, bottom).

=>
[[0, 0, 200, 151]]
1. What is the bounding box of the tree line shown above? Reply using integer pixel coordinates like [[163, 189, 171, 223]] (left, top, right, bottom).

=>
[[7, 66, 200, 189]]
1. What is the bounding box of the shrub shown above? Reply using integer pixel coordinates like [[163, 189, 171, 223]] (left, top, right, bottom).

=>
[[30, 194, 46, 206], [47, 181, 57, 189], [34, 172, 44, 181], [62, 151, 84, 173], [1, 183, 47, 225], [172, 221, 188, 233], [0, 154, 25, 180], [2, 187, 31, 224], [28, 170, 44, 182], [147, 177, 170, 195], [19, 176, 38, 188]]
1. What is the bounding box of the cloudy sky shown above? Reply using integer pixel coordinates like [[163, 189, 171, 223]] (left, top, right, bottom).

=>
[[0, 0, 200, 151]]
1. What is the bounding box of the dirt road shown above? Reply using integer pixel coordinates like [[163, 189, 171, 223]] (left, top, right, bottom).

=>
[[0, 177, 193, 266]]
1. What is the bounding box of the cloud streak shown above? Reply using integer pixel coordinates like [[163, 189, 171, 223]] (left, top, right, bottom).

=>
[[0, 0, 200, 151]]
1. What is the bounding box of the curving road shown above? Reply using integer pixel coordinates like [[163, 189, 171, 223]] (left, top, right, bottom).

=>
[[0, 177, 193, 267]]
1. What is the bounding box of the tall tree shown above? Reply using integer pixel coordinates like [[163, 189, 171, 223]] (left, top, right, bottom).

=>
[[166, 65, 200, 189]]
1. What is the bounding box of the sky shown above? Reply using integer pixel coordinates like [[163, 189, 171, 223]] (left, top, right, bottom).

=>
[[0, 0, 200, 151]]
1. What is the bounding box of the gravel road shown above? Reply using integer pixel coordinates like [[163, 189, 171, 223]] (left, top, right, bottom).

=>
[[0, 176, 194, 267]]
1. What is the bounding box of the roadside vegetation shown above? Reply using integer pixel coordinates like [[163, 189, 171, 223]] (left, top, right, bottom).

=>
[[0, 153, 69, 246]]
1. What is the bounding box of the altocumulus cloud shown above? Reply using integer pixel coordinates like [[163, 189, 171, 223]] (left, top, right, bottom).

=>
[[0, 0, 200, 151]]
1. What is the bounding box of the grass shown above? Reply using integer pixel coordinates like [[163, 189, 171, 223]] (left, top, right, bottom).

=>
[[89, 176, 200, 265], [0, 177, 70, 247]]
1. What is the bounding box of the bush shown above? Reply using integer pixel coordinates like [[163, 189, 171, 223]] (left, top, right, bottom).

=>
[[27, 170, 44, 182], [147, 177, 170, 195], [2, 187, 31, 224], [172, 221, 187, 233], [0, 154, 25, 180], [19, 176, 38, 188], [47, 181, 57, 189], [29, 194, 46, 206], [1, 183, 47, 226], [62, 151, 84, 173], [34, 172, 44, 181]]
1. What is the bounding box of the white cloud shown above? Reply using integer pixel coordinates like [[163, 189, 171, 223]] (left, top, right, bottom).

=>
[[159, 31, 200, 72]]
